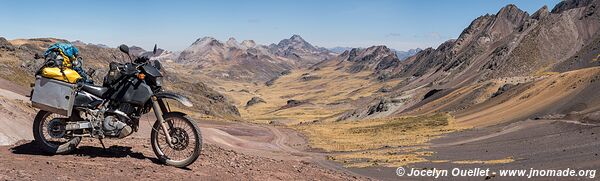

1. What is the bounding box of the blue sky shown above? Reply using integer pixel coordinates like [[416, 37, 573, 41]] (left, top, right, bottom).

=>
[[0, 0, 560, 51]]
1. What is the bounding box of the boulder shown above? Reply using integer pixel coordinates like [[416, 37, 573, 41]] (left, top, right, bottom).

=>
[[0, 37, 15, 51], [246, 97, 266, 107]]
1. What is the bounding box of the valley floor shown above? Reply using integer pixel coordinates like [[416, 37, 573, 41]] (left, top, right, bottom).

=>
[[350, 118, 600, 180]]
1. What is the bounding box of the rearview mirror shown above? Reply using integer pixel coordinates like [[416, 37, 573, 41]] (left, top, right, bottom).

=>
[[118, 44, 130, 55], [153, 44, 158, 55]]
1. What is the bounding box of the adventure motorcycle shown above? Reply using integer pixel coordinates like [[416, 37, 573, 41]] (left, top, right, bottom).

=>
[[30, 45, 202, 168]]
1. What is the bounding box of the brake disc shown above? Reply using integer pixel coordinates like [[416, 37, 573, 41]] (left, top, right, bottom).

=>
[[47, 118, 66, 138], [169, 127, 189, 151]]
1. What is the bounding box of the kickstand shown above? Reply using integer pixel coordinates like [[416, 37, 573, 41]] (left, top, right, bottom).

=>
[[98, 138, 106, 150]]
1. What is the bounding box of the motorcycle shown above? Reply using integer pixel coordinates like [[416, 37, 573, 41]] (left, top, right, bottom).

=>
[[31, 44, 202, 168]]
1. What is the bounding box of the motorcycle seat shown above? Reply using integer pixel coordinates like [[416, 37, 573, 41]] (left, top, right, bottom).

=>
[[82, 84, 108, 97]]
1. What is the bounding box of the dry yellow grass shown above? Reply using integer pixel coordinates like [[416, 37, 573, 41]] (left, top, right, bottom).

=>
[[298, 113, 464, 167], [452, 157, 514, 164], [204, 65, 400, 125], [533, 66, 559, 77], [0, 53, 35, 87], [161, 60, 396, 125], [330, 148, 433, 168], [298, 113, 458, 151], [534, 71, 560, 77]]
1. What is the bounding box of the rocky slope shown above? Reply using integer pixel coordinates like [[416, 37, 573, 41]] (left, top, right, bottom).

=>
[[328, 47, 421, 61], [400, 0, 599, 88], [313, 45, 402, 81], [335, 0, 600, 121], [268, 35, 333, 64]]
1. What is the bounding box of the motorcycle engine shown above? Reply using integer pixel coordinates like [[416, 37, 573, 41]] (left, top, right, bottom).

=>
[[103, 115, 133, 138]]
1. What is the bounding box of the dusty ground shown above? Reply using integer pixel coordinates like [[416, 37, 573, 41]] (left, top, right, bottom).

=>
[[0, 115, 367, 181], [350, 118, 600, 180], [0, 138, 362, 181], [0, 79, 368, 180]]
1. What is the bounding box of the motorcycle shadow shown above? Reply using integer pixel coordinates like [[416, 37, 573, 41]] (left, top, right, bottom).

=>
[[10, 141, 162, 164]]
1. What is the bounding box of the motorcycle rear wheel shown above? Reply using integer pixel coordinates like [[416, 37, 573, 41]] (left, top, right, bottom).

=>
[[150, 112, 202, 168], [32, 110, 81, 154]]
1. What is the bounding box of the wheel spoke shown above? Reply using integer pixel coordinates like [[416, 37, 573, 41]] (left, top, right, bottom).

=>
[[40, 113, 69, 146], [154, 117, 198, 162]]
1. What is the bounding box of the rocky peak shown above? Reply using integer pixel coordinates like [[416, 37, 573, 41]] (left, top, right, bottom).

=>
[[269, 35, 333, 64], [531, 5, 550, 20], [192, 37, 222, 47], [366, 46, 395, 57], [290, 34, 305, 42], [240, 40, 256, 48], [226, 37, 240, 48], [551, 0, 594, 13], [339, 45, 400, 73], [451, 4, 528, 53], [276, 35, 317, 52], [495, 4, 529, 27], [497, 4, 522, 15]]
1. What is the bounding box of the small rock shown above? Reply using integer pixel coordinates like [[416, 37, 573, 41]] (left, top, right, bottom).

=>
[[246, 97, 266, 107]]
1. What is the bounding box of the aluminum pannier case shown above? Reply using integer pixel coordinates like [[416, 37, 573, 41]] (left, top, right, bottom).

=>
[[31, 76, 77, 116]]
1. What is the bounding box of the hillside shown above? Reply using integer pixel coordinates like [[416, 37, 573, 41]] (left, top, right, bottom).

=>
[[339, 0, 600, 121]]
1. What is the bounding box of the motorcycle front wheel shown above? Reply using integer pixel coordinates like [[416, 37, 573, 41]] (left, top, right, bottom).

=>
[[150, 112, 202, 168]]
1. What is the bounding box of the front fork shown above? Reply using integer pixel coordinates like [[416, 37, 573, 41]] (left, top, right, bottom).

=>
[[151, 96, 174, 147]]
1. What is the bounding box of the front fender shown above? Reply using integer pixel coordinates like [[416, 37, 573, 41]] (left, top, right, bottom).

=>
[[154, 92, 193, 107]]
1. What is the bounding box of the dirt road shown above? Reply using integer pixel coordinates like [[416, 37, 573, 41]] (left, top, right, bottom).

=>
[[0, 115, 366, 180], [0, 82, 367, 180]]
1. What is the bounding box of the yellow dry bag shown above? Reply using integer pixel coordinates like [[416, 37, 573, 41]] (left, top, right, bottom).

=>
[[41, 67, 81, 83]]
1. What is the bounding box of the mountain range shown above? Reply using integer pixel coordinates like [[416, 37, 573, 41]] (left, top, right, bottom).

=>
[[176, 35, 334, 81], [329, 47, 422, 61]]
